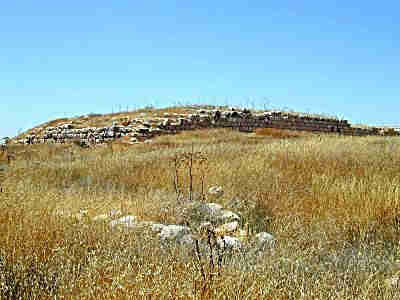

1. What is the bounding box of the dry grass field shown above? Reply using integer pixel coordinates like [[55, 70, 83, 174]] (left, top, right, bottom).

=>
[[1, 122, 400, 299]]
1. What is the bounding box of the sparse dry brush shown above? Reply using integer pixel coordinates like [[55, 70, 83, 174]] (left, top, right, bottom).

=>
[[1, 127, 400, 298]]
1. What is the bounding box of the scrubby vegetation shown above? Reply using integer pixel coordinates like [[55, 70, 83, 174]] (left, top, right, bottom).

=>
[[1, 122, 400, 298]]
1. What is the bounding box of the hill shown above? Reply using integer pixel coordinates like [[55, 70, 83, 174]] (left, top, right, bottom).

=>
[[1, 105, 400, 298], [10, 105, 398, 147]]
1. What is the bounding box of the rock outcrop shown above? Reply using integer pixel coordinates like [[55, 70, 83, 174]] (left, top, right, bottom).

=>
[[90, 200, 275, 256]]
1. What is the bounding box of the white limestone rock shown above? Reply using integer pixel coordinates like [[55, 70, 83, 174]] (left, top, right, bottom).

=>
[[110, 216, 137, 228], [159, 225, 190, 241], [109, 209, 122, 218], [253, 232, 275, 250], [216, 210, 240, 222], [151, 223, 167, 233], [197, 203, 223, 215], [385, 276, 400, 288], [215, 221, 239, 235], [208, 186, 224, 198], [188, 202, 241, 225], [216, 236, 242, 250]]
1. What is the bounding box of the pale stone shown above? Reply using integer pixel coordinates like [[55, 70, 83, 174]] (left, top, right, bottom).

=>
[[109, 209, 122, 218], [151, 223, 167, 233], [216, 236, 242, 249], [110, 216, 137, 228], [215, 221, 239, 235], [208, 186, 224, 197], [198, 203, 223, 215], [385, 276, 399, 288], [216, 210, 240, 222], [159, 225, 190, 241], [253, 232, 275, 250]]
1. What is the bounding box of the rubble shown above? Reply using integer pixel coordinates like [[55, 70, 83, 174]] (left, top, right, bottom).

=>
[[14, 107, 396, 145]]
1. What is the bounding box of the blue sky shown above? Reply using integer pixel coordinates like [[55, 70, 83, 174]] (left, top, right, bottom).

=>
[[1, 1, 399, 138]]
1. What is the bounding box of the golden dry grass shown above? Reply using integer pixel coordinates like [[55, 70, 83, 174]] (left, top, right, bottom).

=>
[[0, 148, 8, 163], [254, 127, 311, 138], [2, 126, 400, 298]]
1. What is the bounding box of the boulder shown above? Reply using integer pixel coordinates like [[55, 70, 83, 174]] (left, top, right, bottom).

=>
[[109, 209, 122, 218], [151, 223, 167, 233], [215, 221, 239, 235], [159, 225, 191, 241], [216, 236, 242, 250], [159, 119, 171, 128], [385, 276, 400, 289], [197, 203, 223, 215], [106, 131, 115, 138], [252, 232, 275, 250], [61, 123, 73, 130], [216, 210, 240, 223], [208, 186, 224, 198], [110, 216, 137, 228], [186, 202, 241, 226]]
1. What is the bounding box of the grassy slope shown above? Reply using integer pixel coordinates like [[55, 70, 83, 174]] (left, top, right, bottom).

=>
[[11, 104, 343, 142], [1, 120, 400, 298]]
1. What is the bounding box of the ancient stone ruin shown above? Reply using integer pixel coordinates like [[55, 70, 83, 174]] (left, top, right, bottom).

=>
[[15, 107, 398, 145], [57, 186, 276, 257]]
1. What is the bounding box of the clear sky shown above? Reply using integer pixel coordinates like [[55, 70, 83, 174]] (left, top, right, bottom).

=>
[[1, 1, 399, 138]]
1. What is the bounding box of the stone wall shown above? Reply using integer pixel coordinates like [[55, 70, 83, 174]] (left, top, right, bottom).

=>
[[15, 108, 397, 145]]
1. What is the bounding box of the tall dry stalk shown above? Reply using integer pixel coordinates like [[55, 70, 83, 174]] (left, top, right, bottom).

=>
[[171, 143, 209, 203]]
